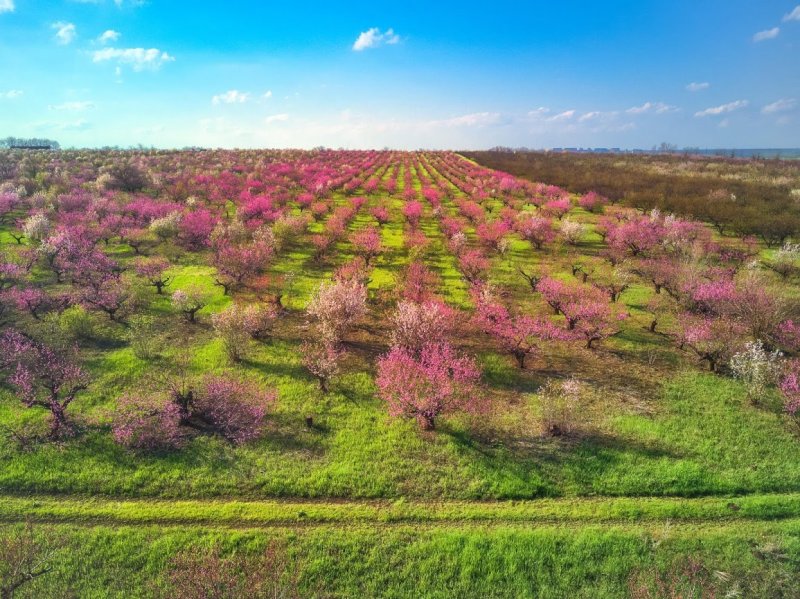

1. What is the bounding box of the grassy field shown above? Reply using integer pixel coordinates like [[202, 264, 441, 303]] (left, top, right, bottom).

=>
[[1, 150, 800, 596]]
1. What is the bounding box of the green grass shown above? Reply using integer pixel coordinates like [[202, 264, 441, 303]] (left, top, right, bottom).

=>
[[3, 518, 800, 598], [3, 154, 800, 595], [3, 366, 800, 500]]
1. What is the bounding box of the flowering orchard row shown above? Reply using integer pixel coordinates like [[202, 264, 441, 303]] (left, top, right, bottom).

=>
[[0, 148, 799, 450]]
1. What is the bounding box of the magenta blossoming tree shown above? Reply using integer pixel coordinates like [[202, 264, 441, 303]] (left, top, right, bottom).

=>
[[8, 287, 69, 320], [402, 201, 423, 228], [677, 315, 746, 372], [779, 363, 800, 422], [457, 249, 491, 285], [212, 240, 273, 295], [350, 226, 383, 266], [370, 206, 390, 226], [473, 289, 565, 368], [376, 342, 483, 430], [0, 329, 89, 438], [578, 191, 607, 213]]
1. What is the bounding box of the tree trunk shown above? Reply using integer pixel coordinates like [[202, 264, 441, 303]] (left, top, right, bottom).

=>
[[418, 415, 436, 430], [49, 404, 67, 439]]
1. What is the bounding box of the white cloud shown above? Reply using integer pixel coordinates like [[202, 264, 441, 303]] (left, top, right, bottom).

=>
[[579, 111, 603, 122], [71, 0, 145, 6], [626, 101, 677, 115], [0, 89, 22, 99], [352, 27, 400, 51], [547, 110, 575, 122], [49, 101, 95, 111], [264, 113, 289, 124], [434, 112, 503, 127], [32, 119, 92, 132], [211, 90, 250, 105], [784, 6, 800, 21], [262, 90, 273, 99], [695, 100, 749, 117], [97, 30, 120, 44], [92, 47, 174, 71], [52, 22, 77, 45], [686, 82, 709, 92], [0, 0, 14, 14], [753, 27, 780, 42], [527, 107, 550, 118], [762, 98, 797, 114]]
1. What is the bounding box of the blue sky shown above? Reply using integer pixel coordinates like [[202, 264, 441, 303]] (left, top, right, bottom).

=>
[[0, 0, 798, 149]]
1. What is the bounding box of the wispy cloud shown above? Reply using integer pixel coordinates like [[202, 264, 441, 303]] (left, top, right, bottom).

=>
[[762, 98, 797, 114], [49, 101, 95, 111], [52, 22, 77, 45], [0, 0, 14, 14], [211, 90, 250, 105], [434, 112, 503, 127], [753, 27, 779, 42], [527, 107, 550, 118], [547, 110, 576, 122], [0, 89, 22, 99], [97, 30, 120, 44], [32, 119, 92, 132], [695, 100, 748, 117], [264, 113, 289, 124], [784, 5, 800, 21], [626, 101, 677, 115], [686, 82, 709, 92], [262, 90, 273, 99], [352, 27, 400, 51], [92, 47, 174, 71], [71, 0, 145, 6]]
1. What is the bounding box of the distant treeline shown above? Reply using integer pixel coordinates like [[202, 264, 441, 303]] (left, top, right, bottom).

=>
[[464, 151, 800, 245], [0, 137, 60, 149]]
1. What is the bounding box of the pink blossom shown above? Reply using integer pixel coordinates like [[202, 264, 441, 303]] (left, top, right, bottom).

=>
[[376, 342, 483, 430]]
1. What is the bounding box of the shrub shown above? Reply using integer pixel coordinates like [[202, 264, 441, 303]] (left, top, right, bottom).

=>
[[729, 340, 782, 404], [53, 305, 96, 341], [127, 314, 162, 360], [112, 393, 184, 451], [0, 523, 65, 599], [193, 376, 274, 445], [160, 542, 299, 599], [149, 211, 182, 243], [539, 377, 583, 436], [211, 303, 276, 363]]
